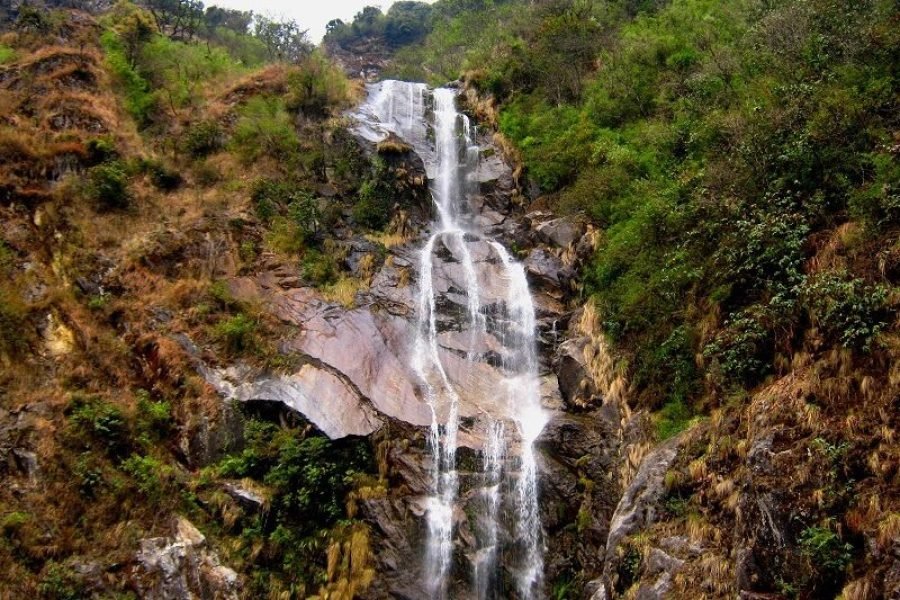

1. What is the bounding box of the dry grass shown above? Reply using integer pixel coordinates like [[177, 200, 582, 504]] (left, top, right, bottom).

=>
[[376, 136, 412, 154], [322, 276, 367, 308], [365, 231, 412, 249]]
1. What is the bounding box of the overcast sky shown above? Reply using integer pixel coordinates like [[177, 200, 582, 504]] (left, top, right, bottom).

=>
[[211, 1, 433, 44]]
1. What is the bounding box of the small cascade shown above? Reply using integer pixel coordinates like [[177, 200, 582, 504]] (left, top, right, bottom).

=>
[[474, 420, 505, 599], [352, 80, 549, 599]]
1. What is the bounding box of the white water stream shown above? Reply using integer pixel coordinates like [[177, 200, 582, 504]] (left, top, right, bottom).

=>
[[354, 80, 548, 599]]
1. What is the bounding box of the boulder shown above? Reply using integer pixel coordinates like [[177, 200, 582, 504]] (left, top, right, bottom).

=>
[[534, 217, 586, 249], [134, 516, 241, 600], [524, 247, 573, 291]]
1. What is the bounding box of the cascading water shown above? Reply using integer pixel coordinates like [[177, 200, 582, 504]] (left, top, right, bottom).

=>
[[353, 80, 549, 599]]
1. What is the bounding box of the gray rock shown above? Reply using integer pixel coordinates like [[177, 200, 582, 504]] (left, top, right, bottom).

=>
[[11, 448, 38, 481], [524, 247, 573, 289], [555, 337, 600, 409], [222, 483, 266, 512], [135, 516, 241, 600], [534, 217, 586, 249], [604, 439, 680, 562], [646, 547, 684, 577], [204, 363, 385, 439]]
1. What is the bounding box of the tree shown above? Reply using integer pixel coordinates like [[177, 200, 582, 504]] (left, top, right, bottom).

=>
[[350, 6, 385, 38], [109, 1, 157, 68], [203, 6, 252, 35], [385, 1, 432, 46], [142, 0, 204, 41], [325, 18, 345, 35], [254, 15, 312, 63]]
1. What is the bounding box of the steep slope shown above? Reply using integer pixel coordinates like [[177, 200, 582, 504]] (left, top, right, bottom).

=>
[[373, 0, 900, 597]]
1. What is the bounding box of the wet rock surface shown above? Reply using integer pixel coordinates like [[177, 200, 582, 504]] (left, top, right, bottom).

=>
[[191, 88, 617, 598]]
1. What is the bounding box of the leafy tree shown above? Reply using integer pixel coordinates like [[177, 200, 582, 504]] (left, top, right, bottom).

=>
[[203, 5, 252, 35], [385, 1, 432, 46], [108, 0, 157, 68], [254, 15, 312, 63], [142, 0, 204, 41]]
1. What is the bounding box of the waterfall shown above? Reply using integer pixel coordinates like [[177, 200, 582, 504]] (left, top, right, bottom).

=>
[[353, 81, 549, 599]]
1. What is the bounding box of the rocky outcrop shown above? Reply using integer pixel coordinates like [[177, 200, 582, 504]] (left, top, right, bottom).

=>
[[190, 85, 624, 598], [133, 516, 241, 600], [587, 438, 683, 599]]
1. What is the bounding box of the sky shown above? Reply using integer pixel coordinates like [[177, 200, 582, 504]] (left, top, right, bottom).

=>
[[210, 0, 432, 44]]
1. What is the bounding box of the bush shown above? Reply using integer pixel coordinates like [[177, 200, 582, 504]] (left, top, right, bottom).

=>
[[136, 390, 172, 443], [301, 249, 338, 287], [145, 160, 182, 191], [285, 53, 352, 117], [803, 274, 889, 352], [121, 454, 172, 504], [352, 177, 392, 230], [266, 217, 306, 255], [100, 29, 155, 126], [251, 178, 289, 223], [655, 398, 693, 440], [16, 5, 55, 33], [231, 97, 299, 162], [703, 310, 772, 387], [799, 520, 853, 576], [0, 44, 16, 65], [67, 394, 129, 454], [183, 121, 224, 158], [38, 561, 84, 600], [214, 314, 257, 355], [85, 137, 119, 165], [73, 452, 105, 497], [86, 161, 131, 210]]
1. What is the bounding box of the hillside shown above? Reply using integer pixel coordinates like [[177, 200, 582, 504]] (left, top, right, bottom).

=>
[[0, 3, 433, 597], [370, 0, 900, 597], [0, 1, 897, 599]]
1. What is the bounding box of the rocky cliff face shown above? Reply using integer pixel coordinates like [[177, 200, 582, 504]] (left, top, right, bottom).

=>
[[183, 107, 632, 597]]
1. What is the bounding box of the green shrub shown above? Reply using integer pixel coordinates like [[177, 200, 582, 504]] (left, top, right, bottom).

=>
[[73, 452, 105, 497], [231, 97, 299, 162], [0, 44, 16, 65], [214, 314, 258, 355], [16, 5, 55, 33], [850, 152, 900, 231], [351, 157, 399, 230], [655, 398, 693, 440], [184, 121, 224, 158], [803, 274, 889, 352], [799, 520, 853, 575], [85, 137, 119, 165], [38, 561, 84, 600], [136, 390, 172, 443], [100, 29, 155, 126], [67, 394, 129, 453], [1, 511, 30, 536], [251, 178, 287, 223], [121, 454, 172, 503], [266, 218, 306, 255], [703, 310, 772, 387], [301, 249, 338, 286], [86, 161, 131, 210], [285, 52, 351, 117], [140, 35, 235, 103], [287, 192, 320, 239]]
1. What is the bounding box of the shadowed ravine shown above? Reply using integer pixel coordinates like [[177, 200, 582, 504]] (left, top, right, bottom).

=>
[[353, 81, 549, 599]]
